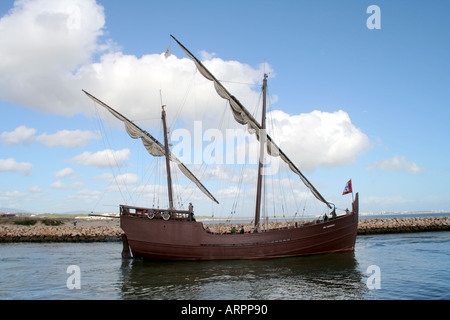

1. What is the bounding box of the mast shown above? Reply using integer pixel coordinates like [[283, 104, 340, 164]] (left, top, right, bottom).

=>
[[161, 105, 174, 209], [254, 74, 268, 229], [171, 35, 332, 210]]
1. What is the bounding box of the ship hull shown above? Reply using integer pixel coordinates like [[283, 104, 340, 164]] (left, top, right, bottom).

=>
[[120, 194, 359, 261]]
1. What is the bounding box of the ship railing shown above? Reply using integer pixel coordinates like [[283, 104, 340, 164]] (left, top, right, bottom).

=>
[[120, 205, 195, 221]]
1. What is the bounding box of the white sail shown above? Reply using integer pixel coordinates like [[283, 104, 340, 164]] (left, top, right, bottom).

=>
[[171, 35, 331, 209], [82, 90, 219, 204]]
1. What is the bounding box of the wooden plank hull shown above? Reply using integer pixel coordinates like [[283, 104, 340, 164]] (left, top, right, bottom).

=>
[[120, 194, 359, 261]]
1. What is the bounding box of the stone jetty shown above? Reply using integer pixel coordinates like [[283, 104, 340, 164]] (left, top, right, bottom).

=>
[[0, 221, 123, 242], [357, 216, 450, 235], [0, 216, 449, 242]]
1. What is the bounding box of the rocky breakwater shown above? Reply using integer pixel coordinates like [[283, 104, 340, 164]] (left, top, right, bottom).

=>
[[358, 216, 450, 235], [0, 223, 124, 242]]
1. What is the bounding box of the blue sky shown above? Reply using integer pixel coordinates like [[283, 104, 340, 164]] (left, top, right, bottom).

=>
[[0, 0, 449, 216]]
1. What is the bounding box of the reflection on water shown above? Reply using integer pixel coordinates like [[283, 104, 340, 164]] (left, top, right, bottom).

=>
[[118, 252, 369, 300]]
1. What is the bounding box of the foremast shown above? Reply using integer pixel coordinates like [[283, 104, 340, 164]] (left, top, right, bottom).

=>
[[161, 105, 174, 209]]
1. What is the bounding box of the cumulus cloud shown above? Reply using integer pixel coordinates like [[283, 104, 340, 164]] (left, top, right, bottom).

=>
[[66, 189, 103, 205], [366, 155, 427, 174], [0, 189, 29, 207], [0, 0, 105, 114], [50, 180, 83, 189], [0, 126, 99, 147], [52, 167, 75, 178], [267, 110, 370, 172], [0, 126, 37, 145], [69, 148, 130, 168], [0, 0, 267, 123], [94, 172, 138, 185], [0, 158, 33, 173], [0, 0, 369, 173], [29, 186, 43, 193], [35, 129, 99, 147]]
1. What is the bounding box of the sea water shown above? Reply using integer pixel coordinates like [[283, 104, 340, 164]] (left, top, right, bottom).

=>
[[0, 231, 449, 300]]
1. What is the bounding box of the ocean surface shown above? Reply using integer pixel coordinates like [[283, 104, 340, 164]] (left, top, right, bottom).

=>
[[1, 229, 449, 300]]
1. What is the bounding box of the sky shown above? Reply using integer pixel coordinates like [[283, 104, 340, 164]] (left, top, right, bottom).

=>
[[0, 0, 449, 217]]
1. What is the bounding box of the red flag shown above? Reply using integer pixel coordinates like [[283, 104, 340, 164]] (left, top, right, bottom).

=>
[[342, 179, 352, 195]]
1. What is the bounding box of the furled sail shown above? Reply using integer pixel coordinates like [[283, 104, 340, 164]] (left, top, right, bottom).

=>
[[82, 90, 219, 204], [171, 35, 331, 209]]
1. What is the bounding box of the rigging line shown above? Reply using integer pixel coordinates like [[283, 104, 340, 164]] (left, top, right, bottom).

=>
[[169, 69, 197, 131], [163, 71, 198, 203], [231, 161, 248, 219], [264, 92, 279, 220], [154, 157, 162, 208], [91, 100, 128, 203], [266, 90, 298, 222], [172, 160, 186, 209], [185, 76, 223, 186], [86, 99, 110, 213], [178, 98, 229, 205]]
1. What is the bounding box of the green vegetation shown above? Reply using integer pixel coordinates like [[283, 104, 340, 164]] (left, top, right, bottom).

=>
[[13, 218, 37, 226], [6, 217, 64, 226], [41, 218, 63, 226]]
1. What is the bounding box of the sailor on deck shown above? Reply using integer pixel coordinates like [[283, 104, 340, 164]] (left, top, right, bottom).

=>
[[189, 202, 196, 222]]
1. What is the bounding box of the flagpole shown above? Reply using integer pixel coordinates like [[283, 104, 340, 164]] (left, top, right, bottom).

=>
[[351, 178, 354, 202]]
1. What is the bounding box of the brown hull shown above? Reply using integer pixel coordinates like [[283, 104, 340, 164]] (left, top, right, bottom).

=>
[[120, 194, 359, 261]]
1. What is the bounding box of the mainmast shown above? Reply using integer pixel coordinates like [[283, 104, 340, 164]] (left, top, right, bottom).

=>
[[254, 74, 268, 230], [161, 105, 174, 209]]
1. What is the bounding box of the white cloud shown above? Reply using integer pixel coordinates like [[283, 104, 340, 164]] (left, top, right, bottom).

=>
[[35, 129, 99, 147], [0, 189, 29, 207], [0, 0, 105, 114], [94, 172, 138, 185], [367, 155, 427, 174], [69, 148, 130, 168], [0, 0, 369, 174], [67, 189, 102, 203], [29, 186, 43, 193], [52, 167, 75, 178], [0, 126, 36, 145], [1, 126, 99, 147], [50, 180, 83, 189], [0, 0, 268, 125], [0, 158, 33, 173], [267, 110, 370, 172]]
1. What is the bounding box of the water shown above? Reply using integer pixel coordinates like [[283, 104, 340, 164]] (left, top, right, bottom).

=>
[[0, 232, 449, 300]]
